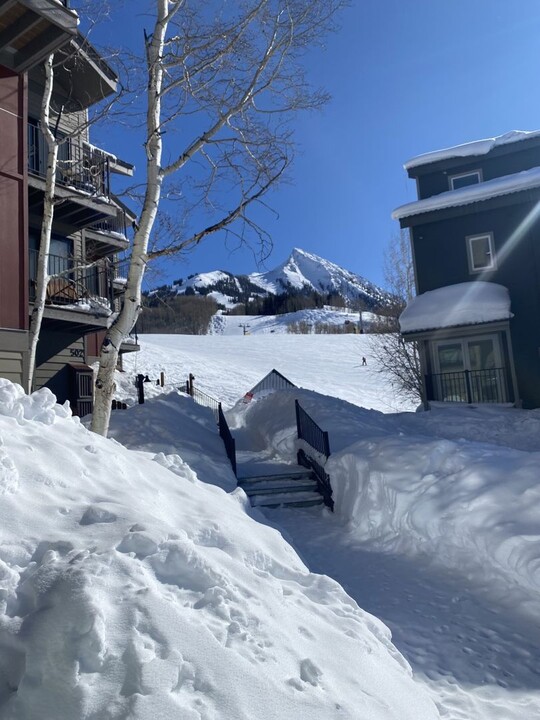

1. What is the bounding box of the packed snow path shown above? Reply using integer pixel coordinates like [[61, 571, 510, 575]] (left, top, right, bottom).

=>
[[266, 507, 540, 720]]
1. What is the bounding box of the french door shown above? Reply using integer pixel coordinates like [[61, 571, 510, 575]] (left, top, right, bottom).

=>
[[432, 335, 507, 403]]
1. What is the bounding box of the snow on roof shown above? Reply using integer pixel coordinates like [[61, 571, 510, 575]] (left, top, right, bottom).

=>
[[392, 166, 540, 221], [404, 130, 540, 171], [399, 282, 512, 334]]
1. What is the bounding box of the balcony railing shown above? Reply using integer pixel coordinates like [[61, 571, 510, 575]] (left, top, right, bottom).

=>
[[427, 368, 511, 404], [88, 211, 128, 238], [29, 249, 115, 310], [28, 123, 111, 200]]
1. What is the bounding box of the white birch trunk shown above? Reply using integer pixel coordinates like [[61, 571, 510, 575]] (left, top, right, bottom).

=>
[[25, 54, 58, 394], [91, 1, 169, 436]]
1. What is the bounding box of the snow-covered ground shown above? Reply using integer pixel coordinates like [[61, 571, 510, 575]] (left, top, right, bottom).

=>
[[0, 380, 438, 719], [118, 334, 540, 720], [2, 332, 540, 719], [209, 309, 377, 336], [119, 333, 409, 412]]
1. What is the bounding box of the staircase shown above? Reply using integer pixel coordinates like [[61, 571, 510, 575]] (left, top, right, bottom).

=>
[[238, 468, 324, 509]]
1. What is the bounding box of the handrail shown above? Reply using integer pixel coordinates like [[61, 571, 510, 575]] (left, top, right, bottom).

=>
[[218, 403, 237, 476], [189, 385, 220, 420], [297, 448, 333, 511], [295, 399, 330, 458], [181, 375, 236, 475]]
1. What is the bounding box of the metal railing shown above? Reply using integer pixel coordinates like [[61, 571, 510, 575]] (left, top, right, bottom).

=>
[[218, 403, 236, 476], [183, 380, 221, 421], [181, 375, 237, 475], [427, 367, 510, 404], [295, 399, 333, 510], [88, 211, 128, 238], [28, 123, 111, 199], [298, 448, 333, 511], [29, 249, 114, 308], [295, 399, 331, 457]]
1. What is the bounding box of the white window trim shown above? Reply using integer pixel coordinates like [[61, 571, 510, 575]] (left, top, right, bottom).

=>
[[432, 334, 503, 374], [466, 232, 497, 273], [449, 169, 482, 191]]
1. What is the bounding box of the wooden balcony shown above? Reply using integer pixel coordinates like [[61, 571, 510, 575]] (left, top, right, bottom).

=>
[[0, 0, 78, 73]]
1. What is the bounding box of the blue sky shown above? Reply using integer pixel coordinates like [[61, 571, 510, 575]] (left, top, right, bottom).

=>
[[90, 0, 540, 289]]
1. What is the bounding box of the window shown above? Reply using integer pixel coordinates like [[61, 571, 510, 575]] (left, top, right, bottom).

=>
[[449, 170, 482, 190], [467, 233, 496, 273]]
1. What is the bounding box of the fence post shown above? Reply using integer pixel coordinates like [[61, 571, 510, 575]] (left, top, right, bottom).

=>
[[160, 371, 165, 387], [323, 430, 331, 458], [294, 399, 301, 438], [188, 373, 195, 397], [136, 374, 145, 404], [464, 369, 472, 404]]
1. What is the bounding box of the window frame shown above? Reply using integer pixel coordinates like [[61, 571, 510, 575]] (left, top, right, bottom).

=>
[[449, 169, 482, 191], [466, 232, 496, 274]]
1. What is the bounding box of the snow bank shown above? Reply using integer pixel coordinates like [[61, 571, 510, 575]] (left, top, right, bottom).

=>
[[330, 435, 540, 603], [0, 380, 438, 720], [399, 282, 512, 333]]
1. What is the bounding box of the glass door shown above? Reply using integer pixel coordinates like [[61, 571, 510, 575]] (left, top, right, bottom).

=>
[[433, 335, 506, 403], [435, 342, 467, 401]]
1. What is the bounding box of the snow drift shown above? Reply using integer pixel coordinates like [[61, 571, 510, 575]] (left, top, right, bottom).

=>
[[229, 387, 540, 619], [0, 379, 438, 720]]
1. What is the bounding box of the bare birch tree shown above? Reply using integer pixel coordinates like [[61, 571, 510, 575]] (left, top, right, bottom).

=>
[[370, 231, 424, 403], [91, 0, 346, 436], [25, 55, 58, 393]]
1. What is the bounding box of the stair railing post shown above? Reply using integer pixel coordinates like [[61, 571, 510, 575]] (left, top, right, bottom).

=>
[[464, 369, 472, 404], [294, 399, 302, 440], [323, 430, 330, 458], [136, 373, 145, 404]]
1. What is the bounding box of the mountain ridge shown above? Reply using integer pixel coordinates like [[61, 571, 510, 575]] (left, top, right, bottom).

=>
[[148, 248, 390, 310]]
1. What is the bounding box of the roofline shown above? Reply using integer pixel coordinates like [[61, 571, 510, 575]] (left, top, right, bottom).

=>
[[401, 318, 510, 341], [404, 131, 540, 175], [392, 168, 540, 222]]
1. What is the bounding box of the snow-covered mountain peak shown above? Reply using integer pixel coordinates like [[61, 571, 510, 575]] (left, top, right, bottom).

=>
[[249, 248, 388, 305]]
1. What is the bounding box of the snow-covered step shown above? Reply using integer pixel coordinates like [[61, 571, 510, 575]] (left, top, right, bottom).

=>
[[250, 490, 324, 508], [240, 478, 318, 495], [238, 469, 314, 485]]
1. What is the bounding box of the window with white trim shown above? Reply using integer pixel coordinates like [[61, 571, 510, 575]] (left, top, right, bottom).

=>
[[449, 170, 482, 190], [467, 233, 496, 273]]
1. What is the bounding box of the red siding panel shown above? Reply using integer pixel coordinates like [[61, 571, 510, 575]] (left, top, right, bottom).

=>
[[0, 66, 28, 330]]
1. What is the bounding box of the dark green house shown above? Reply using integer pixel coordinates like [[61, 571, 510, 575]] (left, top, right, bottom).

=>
[[393, 130, 540, 409]]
